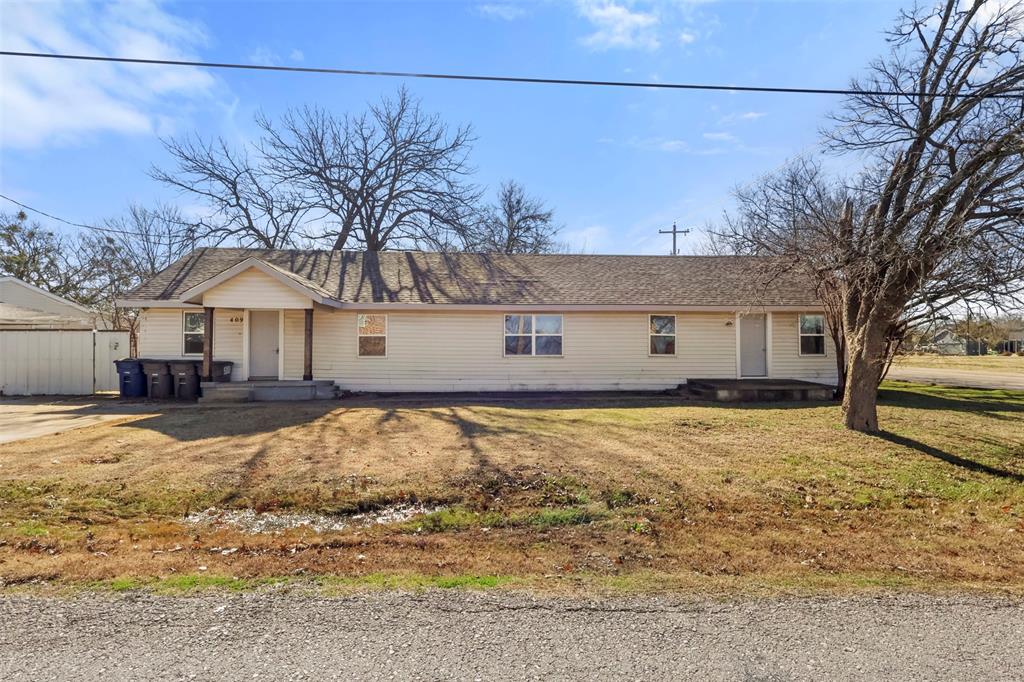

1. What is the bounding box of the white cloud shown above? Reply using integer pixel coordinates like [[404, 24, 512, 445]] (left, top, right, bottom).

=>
[[248, 46, 279, 67], [476, 3, 527, 21], [562, 224, 611, 253], [289, 49, 305, 62], [0, 0, 216, 149], [702, 131, 737, 142], [678, 30, 697, 45], [718, 111, 767, 125], [577, 1, 660, 51], [657, 139, 689, 152]]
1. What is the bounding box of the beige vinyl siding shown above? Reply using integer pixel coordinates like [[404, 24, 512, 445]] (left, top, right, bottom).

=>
[[201, 268, 312, 309], [770, 312, 837, 384], [311, 310, 737, 392], [282, 309, 305, 379], [215, 310, 246, 380], [138, 308, 246, 380], [138, 308, 189, 358], [135, 307, 839, 390]]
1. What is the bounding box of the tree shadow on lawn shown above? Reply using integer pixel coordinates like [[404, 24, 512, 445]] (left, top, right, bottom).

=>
[[112, 402, 347, 441], [875, 431, 1024, 483], [879, 382, 1024, 418]]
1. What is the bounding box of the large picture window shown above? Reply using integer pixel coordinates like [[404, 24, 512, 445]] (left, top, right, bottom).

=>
[[183, 311, 205, 355], [504, 314, 563, 356], [357, 314, 387, 357], [799, 314, 826, 356], [649, 315, 676, 355]]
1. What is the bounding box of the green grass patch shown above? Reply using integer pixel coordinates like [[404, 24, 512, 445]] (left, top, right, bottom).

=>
[[15, 521, 49, 537], [408, 505, 603, 533], [85, 573, 516, 594]]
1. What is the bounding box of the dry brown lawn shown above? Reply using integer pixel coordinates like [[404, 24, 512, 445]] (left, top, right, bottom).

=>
[[1, 382, 1022, 594]]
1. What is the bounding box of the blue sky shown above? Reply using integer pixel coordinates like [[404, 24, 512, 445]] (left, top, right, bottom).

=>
[[0, 0, 905, 255]]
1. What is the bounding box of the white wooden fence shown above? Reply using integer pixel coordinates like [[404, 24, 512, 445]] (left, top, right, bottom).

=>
[[0, 330, 130, 396]]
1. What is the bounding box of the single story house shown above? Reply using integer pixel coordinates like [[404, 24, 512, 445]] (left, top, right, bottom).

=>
[[116, 249, 838, 393]]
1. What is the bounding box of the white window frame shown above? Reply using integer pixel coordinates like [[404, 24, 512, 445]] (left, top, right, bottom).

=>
[[503, 314, 564, 357], [182, 310, 205, 356], [649, 314, 677, 357], [357, 313, 388, 358], [798, 313, 827, 357]]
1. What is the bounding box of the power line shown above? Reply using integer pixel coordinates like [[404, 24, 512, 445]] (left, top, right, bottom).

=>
[[3, 50, 1022, 100], [0, 193, 180, 243]]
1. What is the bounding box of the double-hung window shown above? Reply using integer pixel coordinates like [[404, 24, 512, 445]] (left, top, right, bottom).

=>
[[504, 314, 563, 356], [799, 314, 826, 356], [357, 314, 387, 357], [649, 315, 676, 355], [183, 311, 205, 355]]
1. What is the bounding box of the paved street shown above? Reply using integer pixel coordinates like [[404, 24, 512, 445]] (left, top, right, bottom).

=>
[[887, 366, 1024, 390], [1, 592, 1020, 680]]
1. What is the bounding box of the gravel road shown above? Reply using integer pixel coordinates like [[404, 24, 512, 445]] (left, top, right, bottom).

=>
[[1, 591, 1021, 680]]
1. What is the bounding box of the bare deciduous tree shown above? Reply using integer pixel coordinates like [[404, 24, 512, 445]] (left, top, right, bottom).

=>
[[259, 87, 480, 250], [0, 211, 94, 301], [463, 180, 563, 253], [152, 136, 308, 248], [81, 204, 193, 346], [712, 0, 1024, 432]]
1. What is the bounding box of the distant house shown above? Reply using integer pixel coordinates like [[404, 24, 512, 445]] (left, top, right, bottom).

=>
[[929, 328, 968, 355], [0, 276, 103, 330], [923, 328, 990, 356], [117, 249, 840, 394], [999, 324, 1024, 354]]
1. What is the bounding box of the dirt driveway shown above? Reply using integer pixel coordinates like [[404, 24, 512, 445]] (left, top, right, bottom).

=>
[[0, 397, 191, 445]]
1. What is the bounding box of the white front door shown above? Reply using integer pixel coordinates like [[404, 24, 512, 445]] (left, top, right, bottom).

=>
[[739, 314, 768, 377], [249, 311, 279, 379]]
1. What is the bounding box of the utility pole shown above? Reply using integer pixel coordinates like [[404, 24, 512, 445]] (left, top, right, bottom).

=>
[[659, 222, 690, 256]]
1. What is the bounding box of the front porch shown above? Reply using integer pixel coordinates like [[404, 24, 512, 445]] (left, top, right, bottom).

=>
[[200, 379, 337, 403], [686, 378, 835, 402]]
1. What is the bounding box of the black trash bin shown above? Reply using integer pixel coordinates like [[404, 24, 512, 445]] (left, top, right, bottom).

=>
[[210, 360, 234, 382], [142, 361, 173, 399], [170, 361, 199, 400], [114, 359, 146, 398]]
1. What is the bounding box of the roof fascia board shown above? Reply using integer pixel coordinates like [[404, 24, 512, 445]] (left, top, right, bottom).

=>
[[115, 299, 204, 308]]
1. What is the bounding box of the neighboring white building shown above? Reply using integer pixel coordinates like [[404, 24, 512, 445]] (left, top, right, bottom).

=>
[[0, 276, 102, 330], [118, 249, 839, 392], [0, 276, 127, 395]]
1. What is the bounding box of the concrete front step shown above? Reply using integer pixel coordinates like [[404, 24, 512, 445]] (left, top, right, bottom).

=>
[[686, 378, 834, 402], [199, 380, 337, 403]]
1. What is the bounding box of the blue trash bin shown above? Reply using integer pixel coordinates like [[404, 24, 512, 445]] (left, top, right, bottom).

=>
[[114, 359, 146, 398]]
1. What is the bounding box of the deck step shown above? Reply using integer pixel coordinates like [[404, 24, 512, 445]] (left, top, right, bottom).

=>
[[198, 386, 254, 403], [686, 378, 833, 402], [199, 380, 337, 403]]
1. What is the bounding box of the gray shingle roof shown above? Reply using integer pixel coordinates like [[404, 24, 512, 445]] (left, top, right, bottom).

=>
[[125, 249, 819, 307]]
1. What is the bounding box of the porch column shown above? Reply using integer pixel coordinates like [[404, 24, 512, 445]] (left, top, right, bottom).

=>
[[203, 306, 215, 381], [303, 308, 313, 381]]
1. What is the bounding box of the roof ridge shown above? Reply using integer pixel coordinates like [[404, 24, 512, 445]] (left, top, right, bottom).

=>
[[183, 247, 770, 260]]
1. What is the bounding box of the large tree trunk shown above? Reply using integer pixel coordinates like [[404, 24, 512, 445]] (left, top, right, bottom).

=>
[[842, 320, 890, 432]]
